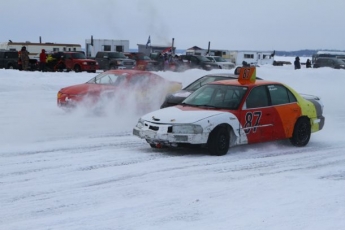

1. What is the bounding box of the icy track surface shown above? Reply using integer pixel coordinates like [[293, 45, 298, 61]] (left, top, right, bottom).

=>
[[1, 63, 345, 230]]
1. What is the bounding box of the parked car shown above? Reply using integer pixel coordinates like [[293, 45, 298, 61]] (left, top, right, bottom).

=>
[[160, 68, 262, 108], [206, 56, 235, 69], [95, 51, 136, 70], [133, 67, 325, 156], [179, 55, 219, 70], [57, 69, 182, 112], [0, 49, 19, 69], [46, 51, 98, 72], [124, 52, 158, 71], [313, 57, 345, 69]]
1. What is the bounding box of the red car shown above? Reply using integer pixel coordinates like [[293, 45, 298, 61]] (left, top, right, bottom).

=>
[[57, 69, 182, 111]]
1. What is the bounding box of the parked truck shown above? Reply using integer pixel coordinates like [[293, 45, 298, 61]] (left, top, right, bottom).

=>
[[45, 51, 98, 72], [94, 51, 136, 70], [123, 52, 158, 71], [0, 49, 19, 69]]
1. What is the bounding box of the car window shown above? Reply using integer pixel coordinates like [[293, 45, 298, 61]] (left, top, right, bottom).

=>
[[6, 52, 18, 58], [71, 53, 86, 59], [183, 84, 247, 109], [197, 56, 212, 62], [89, 73, 126, 85], [246, 86, 269, 109], [268, 84, 296, 105], [190, 56, 198, 64], [214, 56, 226, 62], [130, 74, 155, 85]]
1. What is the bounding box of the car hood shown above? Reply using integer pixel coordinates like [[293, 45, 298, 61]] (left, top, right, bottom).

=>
[[59, 83, 115, 95], [141, 106, 225, 124], [113, 58, 135, 62]]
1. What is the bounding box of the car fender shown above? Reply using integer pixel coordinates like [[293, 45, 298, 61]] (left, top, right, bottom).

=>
[[193, 112, 248, 145]]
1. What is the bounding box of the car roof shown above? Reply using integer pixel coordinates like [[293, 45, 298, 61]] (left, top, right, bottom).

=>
[[209, 79, 281, 87], [103, 69, 160, 76], [204, 73, 237, 78]]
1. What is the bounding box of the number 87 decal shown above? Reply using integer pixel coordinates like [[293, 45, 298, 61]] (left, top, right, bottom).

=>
[[244, 111, 262, 134]]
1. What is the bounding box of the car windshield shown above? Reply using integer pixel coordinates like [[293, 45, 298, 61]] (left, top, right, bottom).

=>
[[213, 56, 227, 62], [184, 76, 235, 91], [87, 73, 126, 85], [182, 84, 247, 110], [108, 52, 126, 58], [197, 56, 212, 62], [71, 53, 86, 59]]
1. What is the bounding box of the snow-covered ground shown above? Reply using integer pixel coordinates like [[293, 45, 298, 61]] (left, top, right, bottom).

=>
[[1, 57, 345, 230]]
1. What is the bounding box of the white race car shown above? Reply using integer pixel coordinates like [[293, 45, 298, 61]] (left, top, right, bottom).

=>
[[133, 67, 325, 156]]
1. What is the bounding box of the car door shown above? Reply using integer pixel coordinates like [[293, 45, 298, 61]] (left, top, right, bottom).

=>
[[63, 53, 73, 69], [240, 85, 274, 143], [267, 84, 301, 140], [96, 52, 108, 70]]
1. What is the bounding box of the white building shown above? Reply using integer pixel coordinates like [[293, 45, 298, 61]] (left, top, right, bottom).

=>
[[0, 41, 81, 58], [85, 39, 130, 58], [229, 50, 275, 66]]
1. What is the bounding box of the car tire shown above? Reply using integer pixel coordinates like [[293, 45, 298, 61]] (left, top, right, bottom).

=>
[[207, 126, 230, 156], [7, 64, 14, 69], [290, 117, 311, 147], [149, 143, 157, 148], [74, 65, 81, 72], [109, 65, 117, 70]]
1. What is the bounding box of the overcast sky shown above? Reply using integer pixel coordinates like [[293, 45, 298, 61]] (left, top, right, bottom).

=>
[[1, 0, 345, 51]]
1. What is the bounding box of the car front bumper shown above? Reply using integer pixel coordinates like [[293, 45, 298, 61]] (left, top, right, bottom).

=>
[[133, 126, 210, 145]]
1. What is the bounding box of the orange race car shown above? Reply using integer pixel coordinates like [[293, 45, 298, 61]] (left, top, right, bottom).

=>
[[57, 69, 182, 112], [133, 67, 325, 156]]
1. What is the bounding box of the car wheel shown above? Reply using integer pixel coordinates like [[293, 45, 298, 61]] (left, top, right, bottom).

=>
[[207, 126, 230, 156], [149, 143, 157, 148], [109, 65, 117, 70], [290, 117, 311, 147], [74, 65, 81, 72], [7, 64, 14, 69]]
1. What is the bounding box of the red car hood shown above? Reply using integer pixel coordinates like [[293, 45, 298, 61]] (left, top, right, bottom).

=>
[[59, 83, 115, 95]]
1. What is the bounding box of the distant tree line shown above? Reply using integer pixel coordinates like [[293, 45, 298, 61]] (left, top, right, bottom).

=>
[[275, 49, 345, 57], [127, 48, 345, 57]]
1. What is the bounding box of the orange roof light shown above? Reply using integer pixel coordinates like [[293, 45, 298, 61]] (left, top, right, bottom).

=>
[[238, 67, 256, 85]]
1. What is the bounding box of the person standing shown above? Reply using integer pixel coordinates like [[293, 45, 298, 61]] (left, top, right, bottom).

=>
[[306, 59, 311, 68], [39, 49, 47, 72], [294, 56, 301, 70], [20, 46, 30, 71]]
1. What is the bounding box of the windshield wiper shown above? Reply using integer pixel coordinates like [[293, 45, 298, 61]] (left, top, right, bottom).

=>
[[196, 104, 221, 109], [180, 102, 192, 106]]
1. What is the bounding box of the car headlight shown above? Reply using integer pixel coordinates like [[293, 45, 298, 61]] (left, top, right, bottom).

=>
[[82, 61, 88, 65], [57, 91, 64, 99], [205, 65, 211, 68], [136, 118, 145, 129], [172, 124, 203, 134], [340, 65, 345, 67]]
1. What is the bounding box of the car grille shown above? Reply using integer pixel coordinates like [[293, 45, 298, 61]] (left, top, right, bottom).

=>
[[124, 61, 134, 66], [149, 124, 173, 133]]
